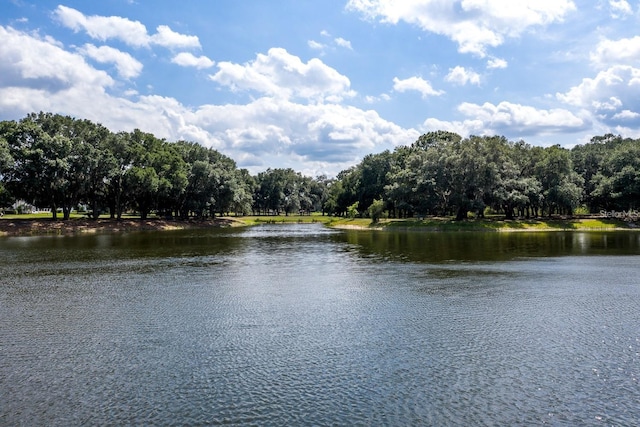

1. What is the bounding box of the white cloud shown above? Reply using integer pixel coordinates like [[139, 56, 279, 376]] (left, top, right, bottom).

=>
[[365, 93, 392, 103], [609, 0, 632, 18], [79, 44, 143, 79], [150, 25, 200, 49], [457, 101, 586, 133], [445, 66, 481, 86], [0, 25, 113, 92], [209, 48, 355, 101], [54, 5, 149, 47], [612, 109, 640, 120], [422, 117, 485, 137], [171, 52, 215, 69], [193, 98, 420, 172], [347, 0, 576, 56], [335, 37, 353, 50], [591, 36, 640, 68], [393, 76, 444, 98], [0, 27, 417, 176], [53, 5, 200, 49], [309, 33, 353, 53], [557, 65, 640, 124], [487, 57, 508, 69], [308, 40, 326, 50], [423, 101, 587, 137]]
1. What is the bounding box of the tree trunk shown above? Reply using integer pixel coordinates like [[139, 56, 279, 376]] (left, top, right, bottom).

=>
[[504, 205, 514, 220]]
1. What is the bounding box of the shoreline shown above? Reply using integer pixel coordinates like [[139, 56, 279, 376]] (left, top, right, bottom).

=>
[[0, 216, 637, 237], [0, 217, 244, 237], [330, 224, 637, 232], [329, 217, 640, 233]]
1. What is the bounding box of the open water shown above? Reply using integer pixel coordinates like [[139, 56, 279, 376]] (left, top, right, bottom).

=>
[[1, 224, 639, 425]]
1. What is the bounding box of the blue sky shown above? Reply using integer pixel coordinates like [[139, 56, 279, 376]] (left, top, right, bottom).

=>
[[2, 1, 640, 176]]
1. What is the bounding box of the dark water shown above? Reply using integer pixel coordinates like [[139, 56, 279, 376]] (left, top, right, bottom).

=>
[[1, 225, 639, 426]]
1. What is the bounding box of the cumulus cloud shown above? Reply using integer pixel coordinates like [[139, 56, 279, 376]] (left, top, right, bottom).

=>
[[78, 44, 143, 79], [487, 57, 508, 69], [423, 101, 587, 137], [308, 40, 326, 50], [0, 25, 113, 93], [612, 110, 640, 120], [346, 0, 576, 56], [0, 26, 418, 176], [393, 76, 444, 98], [591, 36, 640, 68], [190, 98, 419, 173], [445, 66, 481, 86], [53, 5, 200, 49], [334, 37, 353, 50], [458, 101, 586, 133], [557, 65, 640, 125], [150, 25, 200, 49], [171, 52, 215, 69], [609, 0, 633, 18], [209, 48, 355, 101]]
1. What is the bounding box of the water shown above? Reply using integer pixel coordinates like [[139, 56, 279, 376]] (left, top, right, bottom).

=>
[[1, 225, 639, 425]]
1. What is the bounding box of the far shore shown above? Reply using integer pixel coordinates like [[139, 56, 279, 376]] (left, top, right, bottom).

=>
[[0, 215, 638, 237], [0, 217, 245, 237]]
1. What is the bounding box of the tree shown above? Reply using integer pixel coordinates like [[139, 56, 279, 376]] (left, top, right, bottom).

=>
[[571, 134, 621, 212], [104, 132, 135, 220], [125, 166, 159, 220], [596, 139, 640, 210], [356, 151, 393, 216], [0, 131, 14, 208], [3, 113, 78, 219], [368, 198, 385, 223], [536, 145, 583, 216]]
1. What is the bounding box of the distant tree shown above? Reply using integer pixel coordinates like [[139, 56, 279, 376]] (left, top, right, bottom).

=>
[[3, 113, 83, 219], [536, 145, 583, 216], [0, 130, 14, 208], [347, 201, 359, 219], [596, 139, 640, 210], [368, 198, 385, 223]]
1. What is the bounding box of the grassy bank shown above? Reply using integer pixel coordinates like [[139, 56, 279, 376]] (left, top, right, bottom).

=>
[[376, 217, 636, 232], [226, 215, 637, 231], [1, 213, 636, 236]]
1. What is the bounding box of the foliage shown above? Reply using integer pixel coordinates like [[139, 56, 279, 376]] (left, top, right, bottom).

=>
[[347, 201, 359, 219], [2, 112, 640, 222], [368, 198, 385, 223]]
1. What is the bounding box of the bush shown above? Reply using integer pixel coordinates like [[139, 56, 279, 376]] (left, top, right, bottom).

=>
[[347, 202, 359, 219], [368, 199, 385, 223]]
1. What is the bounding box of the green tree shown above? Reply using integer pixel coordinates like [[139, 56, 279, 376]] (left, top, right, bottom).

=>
[[536, 145, 584, 216], [0, 130, 14, 208], [596, 139, 640, 210], [3, 113, 77, 219], [347, 201, 359, 218], [368, 198, 385, 222]]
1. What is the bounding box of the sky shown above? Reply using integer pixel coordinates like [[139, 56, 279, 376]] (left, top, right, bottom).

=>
[[1, 1, 640, 177]]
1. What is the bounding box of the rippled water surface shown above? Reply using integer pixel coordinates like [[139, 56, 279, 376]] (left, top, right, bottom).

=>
[[1, 225, 640, 425]]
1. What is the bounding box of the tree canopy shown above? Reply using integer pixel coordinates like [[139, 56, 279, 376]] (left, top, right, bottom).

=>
[[1, 113, 639, 220]]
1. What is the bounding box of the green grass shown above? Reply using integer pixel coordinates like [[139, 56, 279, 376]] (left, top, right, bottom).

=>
[[3, 212, 634, 232], [0, 212, 91, 220], [0, 212, 138, 220], [382, 217, 632, 231], [224, 213, 334, 226]]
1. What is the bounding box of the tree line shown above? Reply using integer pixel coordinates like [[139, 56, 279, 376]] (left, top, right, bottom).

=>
[[0, 113, 638, 221], [328, 131, 640, 220], [0, 112, 328, 220]]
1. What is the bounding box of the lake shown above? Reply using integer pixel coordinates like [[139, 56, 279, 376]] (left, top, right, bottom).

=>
[[1, 224, 639, 425]]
